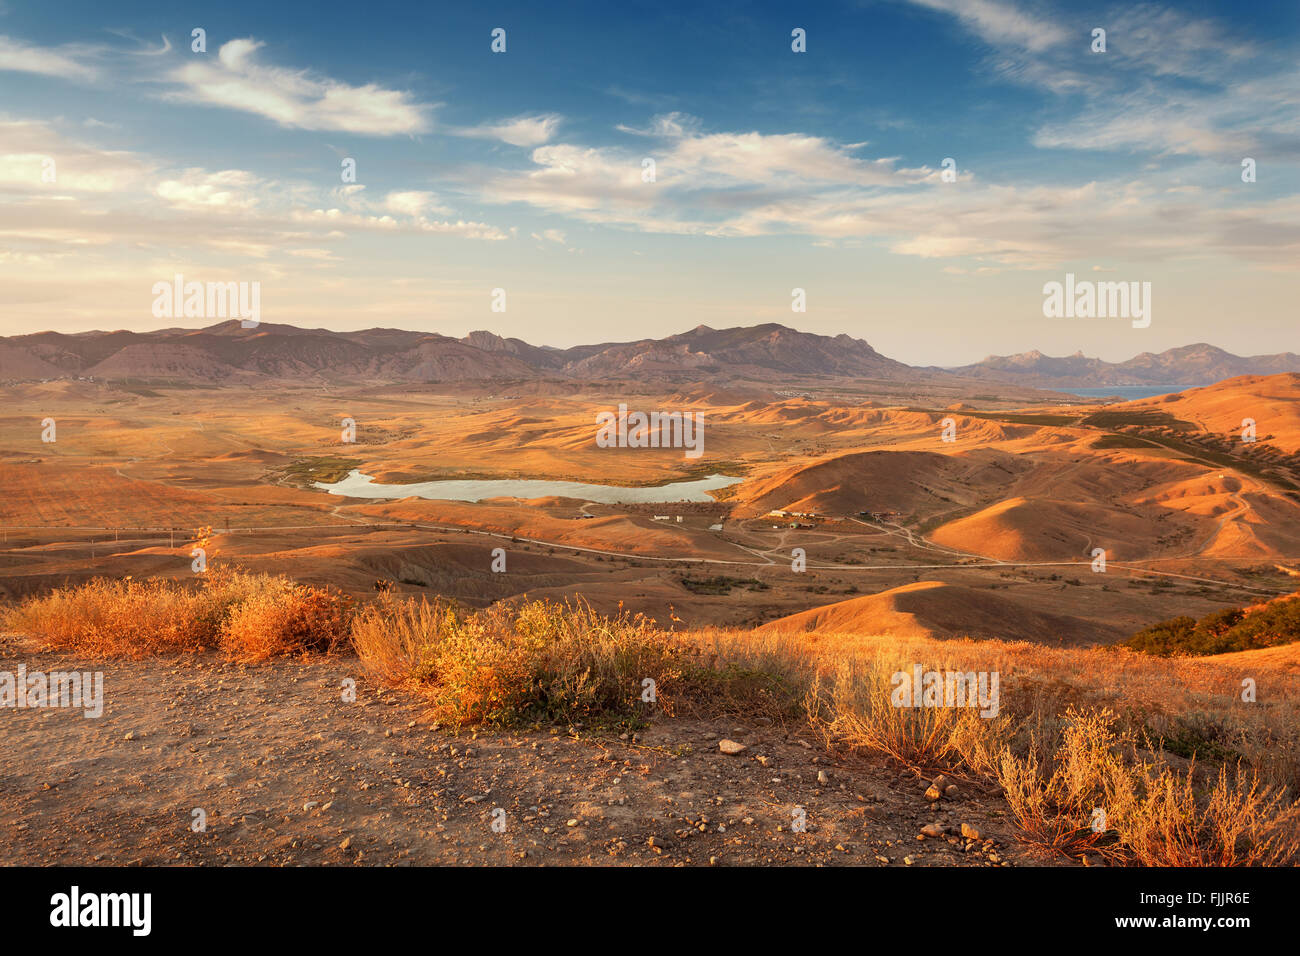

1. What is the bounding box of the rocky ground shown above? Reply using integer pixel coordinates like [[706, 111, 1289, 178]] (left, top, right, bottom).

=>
[[1, 636, 1055, 867]]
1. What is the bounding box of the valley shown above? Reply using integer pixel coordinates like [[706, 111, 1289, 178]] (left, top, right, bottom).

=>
[[5, 359, 1298, 649]]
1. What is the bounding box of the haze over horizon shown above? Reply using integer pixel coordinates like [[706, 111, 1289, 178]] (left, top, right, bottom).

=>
[[2, 0, 1297, 366]]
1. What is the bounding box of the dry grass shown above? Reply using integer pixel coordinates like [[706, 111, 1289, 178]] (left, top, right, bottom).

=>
[[806, 657, 1012, 776], [352, 596, 693, 729], [6, 568, 352, 662], [218, 579, 353, 662], [7, 574, 1300, 863], [6, 576, 218, 657], [683, 626, 1300, 864], [998, 708, 1300, 865]]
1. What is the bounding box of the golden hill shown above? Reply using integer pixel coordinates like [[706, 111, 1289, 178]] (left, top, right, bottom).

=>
[[760, 580, 1115, 645]]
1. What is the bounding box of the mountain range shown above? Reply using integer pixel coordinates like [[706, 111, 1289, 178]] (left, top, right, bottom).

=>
[[943, 344, 1300, 389], [2, 322, 1296, 391]]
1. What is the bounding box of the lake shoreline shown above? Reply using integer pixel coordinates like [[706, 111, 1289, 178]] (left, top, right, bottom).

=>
[[313, 469, 744, 504]]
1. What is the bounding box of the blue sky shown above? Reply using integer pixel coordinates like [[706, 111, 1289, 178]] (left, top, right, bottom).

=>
[[1, 0, 1297, 364]]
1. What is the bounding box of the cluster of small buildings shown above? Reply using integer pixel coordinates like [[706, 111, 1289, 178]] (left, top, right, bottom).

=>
[[762, 509, 821, 529], [650, 515, 727, 532]]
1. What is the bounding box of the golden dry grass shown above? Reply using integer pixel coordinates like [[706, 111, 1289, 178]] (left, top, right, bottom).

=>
[[683, 627, 1300, 864], [7, 574, 1300, 863], [352, 596, 691, 729], [6, 567, 352, 662]]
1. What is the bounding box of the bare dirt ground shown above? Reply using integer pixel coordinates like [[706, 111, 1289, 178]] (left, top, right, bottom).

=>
[[1, 635, 1042, 867]]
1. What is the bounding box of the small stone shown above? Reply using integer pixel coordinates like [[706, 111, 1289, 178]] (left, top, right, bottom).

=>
[[961, 823, 982, 840], [123, 732, 135, 741], [816, 770, 829, 785], [303, 801, 318, 812], [903, 855, 915, 865], [920, 823, 945, 838], [566, 819, 578, 827], [924, 784, 943, 801], [944, 784, 959, 797], [875, 855, 890, 864], [718, 739, 747, 755], [339, 837, 352, 850]]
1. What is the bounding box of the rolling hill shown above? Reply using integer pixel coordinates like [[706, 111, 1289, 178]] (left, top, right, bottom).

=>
[[761, 580, 1116, 645]]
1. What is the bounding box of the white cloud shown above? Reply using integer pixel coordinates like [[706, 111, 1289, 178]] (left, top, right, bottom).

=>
[[156, 168, 264, 210], [287, 247, 339, 260], [904, 0, 1067, 53], [289, 207, 508, 240], [476, 118, 941, 229], [384, 190, 450, 216], [0, 34, 99, 81], [458, 113, 562, 146], [168, 37, 433, 135], [0, 119, 152, 193]]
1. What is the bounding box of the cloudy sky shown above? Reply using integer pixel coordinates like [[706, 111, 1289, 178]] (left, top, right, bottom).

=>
[[1, 0, 1296, 365]]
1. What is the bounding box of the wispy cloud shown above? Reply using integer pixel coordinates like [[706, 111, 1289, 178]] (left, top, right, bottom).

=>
[[0, 34, 99, 81], [903, 0, 1068, 52], [167, 37, 433, 135], [457, 113, 563, 146], [475, 113, 944, 232]]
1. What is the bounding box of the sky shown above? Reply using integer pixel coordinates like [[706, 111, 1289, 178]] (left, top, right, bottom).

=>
[[0, 0, 1296, 366]]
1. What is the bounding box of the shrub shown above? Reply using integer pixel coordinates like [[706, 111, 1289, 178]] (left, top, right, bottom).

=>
[[5, 577, 215, 658], [7, 568, 352, 663], [218, 580, 354, 662], [998, 708, 1300, 865], [352, 597, 689, 729], [1122, 597, 1300, 657]]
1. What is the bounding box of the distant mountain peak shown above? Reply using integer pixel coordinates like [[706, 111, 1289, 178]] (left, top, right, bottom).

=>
[[950, 343, 1300, 389]]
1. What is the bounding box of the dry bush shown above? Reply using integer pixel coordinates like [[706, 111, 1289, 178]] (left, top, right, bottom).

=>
[[218, 580, 353, 663], [7, 568, 351, 663], [998, 708, 1300, 865], [675, 627, 815, 723], [804, 654, 1012, 777], [695, 628, 1300, 865], [352, 596, 691, 729], [6, 577, 217, 657]]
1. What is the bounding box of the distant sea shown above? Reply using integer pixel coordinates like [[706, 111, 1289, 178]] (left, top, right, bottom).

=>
[[1059, 385, 1195, 400]]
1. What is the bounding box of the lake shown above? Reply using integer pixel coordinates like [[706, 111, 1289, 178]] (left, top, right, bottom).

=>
[[313, 469, 744, 503], [1061, 385, 1196, 400]]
